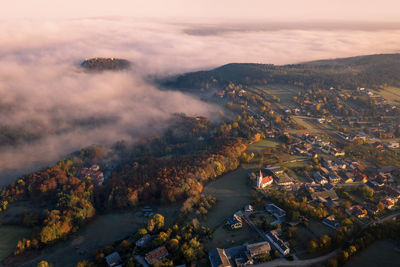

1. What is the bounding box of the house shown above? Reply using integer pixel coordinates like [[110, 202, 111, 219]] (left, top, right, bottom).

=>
[[313, 172, 328, 185], [244, 204, 254, 213], [322, 215, 340, 230], [105, 252, 121, 267], [265, 166, 284, 176], [342, 172, 354, 183], [348, 205, 368, 218], [311, 189, 339, 202], [328, 173, 341, 184], [226, 214, 243, 230], [380, 197, 397, 209], [145, 246, 169, 265], [265, 204, 286, 220], [266, 232, 290, 256], [234, 252, 253, 267], [80, 164, 104, 185], [364, 203, 380, 215], [136, 234, 154, 248], [208, 248, 231, 267], [354, 171, 368, 183], [256, 170, 273, 188], [386, 142, 400, 149], [274, 173, 294, 187], [246, 241, 271, 258]]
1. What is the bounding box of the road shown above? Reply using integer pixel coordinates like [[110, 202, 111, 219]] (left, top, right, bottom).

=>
[[254, 249, 340, 267]]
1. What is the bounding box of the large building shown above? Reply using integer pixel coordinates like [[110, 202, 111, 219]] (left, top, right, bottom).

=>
[[246, 241, 271, 258], [266, 232, 290, 256]]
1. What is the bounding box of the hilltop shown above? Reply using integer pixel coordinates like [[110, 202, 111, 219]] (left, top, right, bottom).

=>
[[163, 53, 400, 90], [80, 57, 131, 71]]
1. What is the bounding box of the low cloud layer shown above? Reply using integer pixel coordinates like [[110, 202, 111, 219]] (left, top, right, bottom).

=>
[[1, 18, 400, 186]]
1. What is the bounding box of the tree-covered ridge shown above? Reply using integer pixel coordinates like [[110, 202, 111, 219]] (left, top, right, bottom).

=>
[[80, 58, 131, 71], [163, 53, 400, 90]]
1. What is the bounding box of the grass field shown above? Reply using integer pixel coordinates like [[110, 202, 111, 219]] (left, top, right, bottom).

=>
[[344, 240, 400, 267], [0, 226, 31, 261], [295, 225, 317, 259], [203, 167, 253, 229], [204, 224, 258, 251], [247, 139, 280, 154], [0, 201, 43, 225], [372, 86, 400, 104], [290, 117, 320, 133], [308, 220, 333, 237], [256, 85, 301, 107]]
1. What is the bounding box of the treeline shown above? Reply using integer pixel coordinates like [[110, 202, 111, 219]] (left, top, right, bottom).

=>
[[163, 54, 400, 90], [98, 137, 246, 210]]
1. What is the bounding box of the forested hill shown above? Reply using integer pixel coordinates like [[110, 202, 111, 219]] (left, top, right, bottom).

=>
[[163, 53, 400, 90]]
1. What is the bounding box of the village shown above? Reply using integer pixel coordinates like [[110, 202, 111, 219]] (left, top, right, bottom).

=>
[[84, 84, 400, 267], [205, 83, 400, 267]]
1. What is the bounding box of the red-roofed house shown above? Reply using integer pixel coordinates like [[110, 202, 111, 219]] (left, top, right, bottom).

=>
[[145, 246, 169, 265]]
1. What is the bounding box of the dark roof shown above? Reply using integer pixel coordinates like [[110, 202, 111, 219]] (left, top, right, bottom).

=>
[[105, 252, 121, 267], [311, 189, 339, 201], [266, 232, 289, 254], [209, 248, 231, 267], [246, 241, 271, 257], [265, 204, 286, 217], [136, 234, 154, 248]]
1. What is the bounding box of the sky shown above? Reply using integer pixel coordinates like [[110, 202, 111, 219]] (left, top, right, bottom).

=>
[[2, 0, 400, 22]]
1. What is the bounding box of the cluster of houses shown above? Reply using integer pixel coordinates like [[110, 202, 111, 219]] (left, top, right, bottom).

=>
[[79, 164, 104, 185], [309, 159, 368, 185], [209, 241, 272, 267], [219, 203, 291, 267], [290, 132, 345, 157], [105, 245, 169, 267]]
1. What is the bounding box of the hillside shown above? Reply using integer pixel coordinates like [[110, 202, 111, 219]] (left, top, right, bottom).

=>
[[163, 53, 400, 90], [80, 57, 131, 71]]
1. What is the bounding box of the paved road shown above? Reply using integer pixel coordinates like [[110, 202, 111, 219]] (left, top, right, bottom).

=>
[[254, 249, 340, 267]]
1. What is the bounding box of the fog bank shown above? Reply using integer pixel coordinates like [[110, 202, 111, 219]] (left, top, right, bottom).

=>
[[1, 18, 400, 186]]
